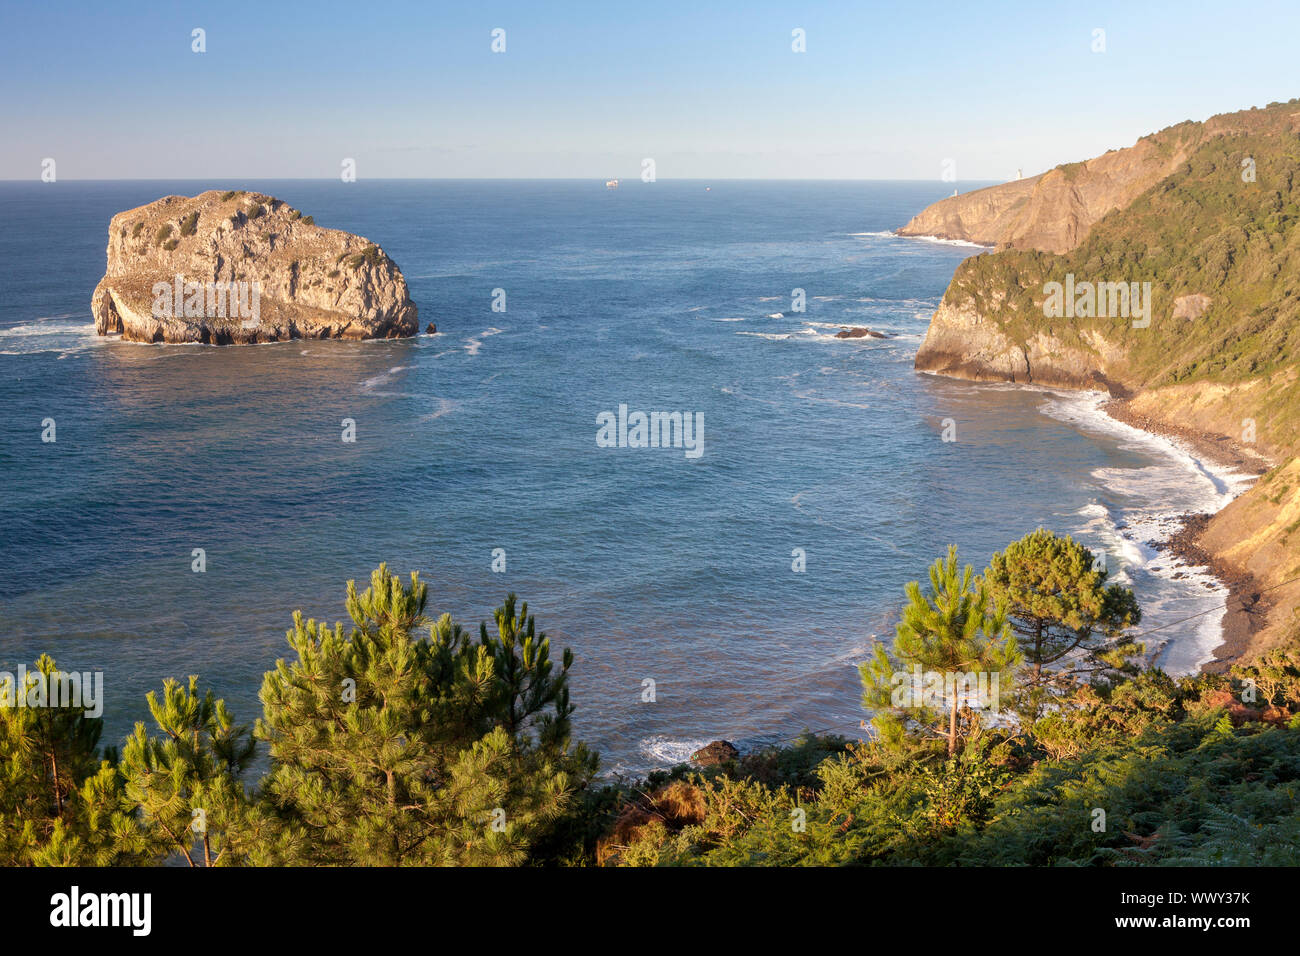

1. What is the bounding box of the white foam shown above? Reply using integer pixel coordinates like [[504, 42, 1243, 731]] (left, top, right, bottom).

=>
[[0, 316, 101, 357], [361, 365, 414, 389], [1038, 390, 1257, 673], [849, 229, 991, 249], [464, 327, 504, 356], [417, 398, 460, 422], [894, 233, 993, 249], [639, 735, 715, 767]]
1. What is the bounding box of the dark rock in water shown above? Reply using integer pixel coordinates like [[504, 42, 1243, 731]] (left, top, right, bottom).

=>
[[835, 326, 887, 339], [691, 740, 740, 767], [425, 322, 437, 334]]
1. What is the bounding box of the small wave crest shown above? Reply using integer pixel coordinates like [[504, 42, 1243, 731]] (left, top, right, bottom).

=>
[[0, 315, 100, 357], [464, 327, 504, 356]]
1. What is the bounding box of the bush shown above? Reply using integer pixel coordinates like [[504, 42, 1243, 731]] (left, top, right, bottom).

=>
[[345, 245, 382, 269], [179, 211, 199, 237]]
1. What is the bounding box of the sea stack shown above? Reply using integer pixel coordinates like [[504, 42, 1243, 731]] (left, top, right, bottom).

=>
[[90, 190, 419, 344]]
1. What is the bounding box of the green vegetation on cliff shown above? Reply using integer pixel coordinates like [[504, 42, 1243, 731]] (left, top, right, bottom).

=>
[[941, 109, 1300, 453]]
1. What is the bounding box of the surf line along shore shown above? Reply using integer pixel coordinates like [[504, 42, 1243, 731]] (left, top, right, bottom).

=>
[[1103, 397, 1275, 674]]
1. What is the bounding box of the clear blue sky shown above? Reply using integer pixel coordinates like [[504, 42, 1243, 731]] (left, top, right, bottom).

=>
[[3, 0, 1298, 180]]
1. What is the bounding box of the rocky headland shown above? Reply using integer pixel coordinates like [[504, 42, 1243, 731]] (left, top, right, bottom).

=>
[[897, 103, 1300, 253], [903, 98, 1300, 665], [91, 190, 419, 344]]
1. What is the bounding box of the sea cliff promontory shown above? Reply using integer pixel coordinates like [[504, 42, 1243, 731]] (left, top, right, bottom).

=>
[[906, 98, 1300, 662], [897, 101, 1300, 253], [91, 190, 419, 344]]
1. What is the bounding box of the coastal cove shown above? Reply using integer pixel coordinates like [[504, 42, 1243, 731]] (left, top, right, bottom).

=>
[[0, 179, 1254, 775]]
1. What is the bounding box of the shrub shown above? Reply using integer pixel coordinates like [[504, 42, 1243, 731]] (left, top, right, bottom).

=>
[[179, 211, 199, 237], [345, 245, 382, 269], [154, 223, 173, 244]]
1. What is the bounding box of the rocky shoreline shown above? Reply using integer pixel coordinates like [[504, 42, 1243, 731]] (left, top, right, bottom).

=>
[[1161, 512, 1272, 673], [1103, 397, 1272, 673]]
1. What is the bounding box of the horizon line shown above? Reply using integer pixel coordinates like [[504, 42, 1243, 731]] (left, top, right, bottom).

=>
[[0, 176, 1008, 185]]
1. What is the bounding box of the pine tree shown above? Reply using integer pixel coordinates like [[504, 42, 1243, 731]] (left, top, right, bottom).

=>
[[984, 528, 1141, 718], [118, 676, 259, 866], [255, 564, 595, 865], [0, 655, 148, 865], [861, 547, 1020, 756]]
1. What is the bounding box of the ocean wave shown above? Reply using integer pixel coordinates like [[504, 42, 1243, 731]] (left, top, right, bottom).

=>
[[417, 398, 461, 422], [639, 735, 713, 766], [1039, 392, 1254, 506], [361, 365, 415, 390], [1040, 390, 1256, 672], [464, 327, 504, 356], [894, 233, 994, 249], [0, 316, 100, 357]]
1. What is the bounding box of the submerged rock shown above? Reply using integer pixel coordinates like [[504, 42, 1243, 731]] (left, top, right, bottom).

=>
[[91, 190, 419, 344]]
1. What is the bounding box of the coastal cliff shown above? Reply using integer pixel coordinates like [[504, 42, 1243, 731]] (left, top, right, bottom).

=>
[[899, 102, 1300, 253], [91, 190, 419, 344], [907, 98, 1300, 663]]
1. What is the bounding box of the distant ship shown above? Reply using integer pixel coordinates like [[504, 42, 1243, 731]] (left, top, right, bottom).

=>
[[605, 179, 619, 189]]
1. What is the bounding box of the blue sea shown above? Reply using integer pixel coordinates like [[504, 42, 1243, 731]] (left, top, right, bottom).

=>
[[0, 180, 1248, 775]]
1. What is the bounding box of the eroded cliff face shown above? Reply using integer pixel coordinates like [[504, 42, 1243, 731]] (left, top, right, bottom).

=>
[[91, 191, 419, 344], [894, 175, 1042, 248], [913, 294, 1124, 390]]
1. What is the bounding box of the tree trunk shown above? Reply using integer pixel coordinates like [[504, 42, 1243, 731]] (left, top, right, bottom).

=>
[[50, 751, 63, 815]]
